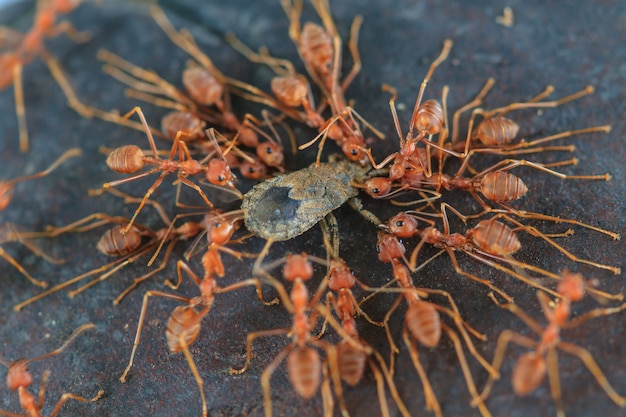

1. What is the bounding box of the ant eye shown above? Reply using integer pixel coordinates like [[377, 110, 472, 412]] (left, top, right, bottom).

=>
[[266, 146, 273, 154], [375, 245, 381, 253], [218, 175, 225, 182], [351, 149, 358, 156], [372, 187, 380, 194], [396, 221, 404, 227]]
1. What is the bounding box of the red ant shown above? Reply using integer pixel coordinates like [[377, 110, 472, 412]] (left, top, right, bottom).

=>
[[284, 0, 385, 165], [0, 148, 81, 287], [0, 323, 103, 417], [384, 205, 622, 303], [230, 244, 365, 417], [477, 271, 626, 417], [99, 106, 241, 234], [13, 190, 207, 310], [362, 39, 462, 183], [118, 210, 264, 417], [372, 230, 495, 417], [316, 216, 410, 417], [0, 0, 90, 152]]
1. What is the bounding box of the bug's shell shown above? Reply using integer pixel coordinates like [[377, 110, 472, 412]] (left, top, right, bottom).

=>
[[241, 159, 369, 241]]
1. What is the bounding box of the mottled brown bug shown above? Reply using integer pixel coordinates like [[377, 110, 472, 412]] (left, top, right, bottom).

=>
[[241, 156, 376, 241]]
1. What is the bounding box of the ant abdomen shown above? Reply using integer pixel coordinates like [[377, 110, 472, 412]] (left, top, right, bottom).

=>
[[182, 66, 224, 106], [512, 352, 546, 395], [474, 116, 520, 146], [472, 219, 521, 256], [271, 74, 309, 107], [405, 300, 441, 348], [479, 171, 529, 202], [106, 145, 145, 173], [166, 306, 202, 353], [336, 340, 367, 386], [287, 346, 321, 399], [414, 99, 444, 135], [96, 225, 142, 256], [161, 111, 206, 142], [299, 22, 333, 74]]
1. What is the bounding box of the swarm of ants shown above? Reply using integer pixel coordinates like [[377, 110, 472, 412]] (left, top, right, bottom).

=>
[[1, 1, 625, 417]]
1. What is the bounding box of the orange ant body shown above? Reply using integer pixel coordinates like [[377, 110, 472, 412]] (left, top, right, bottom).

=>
[[0, 148, 81, 287], [1, 0, 89, 152], [384, 206, 621, 303], [230, 247, 366, 417], [118, 211, 263, 417], [0, 323, 103, 417], [13, 192, 208, 310], [317, 216, 410, 417], [100, 107, 239, 233], [373, 231, 494, 417], [478, 271, 626, 417]]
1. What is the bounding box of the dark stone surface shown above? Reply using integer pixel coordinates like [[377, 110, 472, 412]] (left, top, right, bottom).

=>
[[0, 1, 624, 417]]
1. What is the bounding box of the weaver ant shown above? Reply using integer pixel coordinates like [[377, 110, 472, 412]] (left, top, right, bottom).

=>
[[0, 323, 103, 417], [230, 245, 364, 417], [13, 190, 207, 310], [384, 205, 622, 303], [477, 271, 626, 417], [363, 39, 459, 181], [0, 0, 90, 152], [118, 210, 264, 417], [0, 148, 81, 287], [317, 215, 410, 417], [373, 230, 495, 417], [99, 106, 241, 234]]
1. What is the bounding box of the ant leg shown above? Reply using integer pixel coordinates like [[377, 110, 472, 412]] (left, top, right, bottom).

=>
[[451, 78, 495, 145], [557, 341, 626, 407], [341, 15, 363, 92], [48, 390, 104, 417], [114, 240, 177, 305], [230, 328, 291, 375], [260, 346, 292, 417], [443, 325, 493, 417], [12, 63, 28, 152], [475, 329, 538, 404], [445, 248, 514, 302], [563, 302, 626, 328], [120, 290, 191, 382], [402, 328, 442, 417], [13, 254, 136, 311], [0, 246, 47, 287], [68, 244, 156, 298], [369, 350, 412, 417], [408, 39, 453, 134], [178, 332, 208, 417], [485, 85, 594, 117], [382, 296, 403, 373], [546, 348, 565, 417], [493, 213, 620, 274]]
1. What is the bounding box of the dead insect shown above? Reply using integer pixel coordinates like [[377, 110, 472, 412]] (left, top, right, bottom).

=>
[[240, 156, 375, 242]]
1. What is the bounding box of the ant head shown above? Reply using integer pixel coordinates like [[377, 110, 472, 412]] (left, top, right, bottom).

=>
[[328, 259, 355, 291], [341, 138, 368, 165], [206, 214, 238, 246], [362, 177, 391, 199], [206, 159, 235, 188], [6, 359, 33, 391], [283, 253, 314, 282], [557, 270, 586, 302], [256, 142, 284, 169], [376, 232, 406, 263], [388, 212, 419, 238]]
